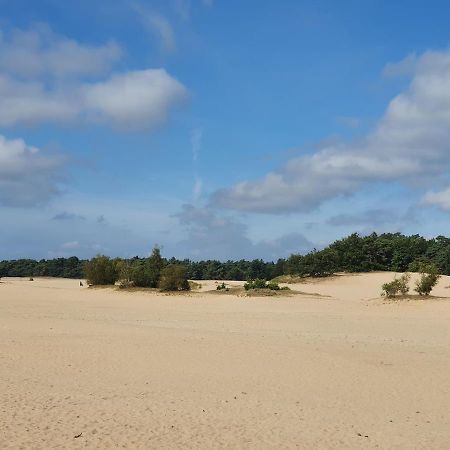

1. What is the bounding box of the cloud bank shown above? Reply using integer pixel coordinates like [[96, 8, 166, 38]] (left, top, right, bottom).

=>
[[0, 25, 187, 130], [172, 204, 313, 260], [213, 47, 450, 214]]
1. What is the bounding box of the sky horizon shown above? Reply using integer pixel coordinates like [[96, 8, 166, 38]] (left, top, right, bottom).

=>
[[2, 0, 450, 261]]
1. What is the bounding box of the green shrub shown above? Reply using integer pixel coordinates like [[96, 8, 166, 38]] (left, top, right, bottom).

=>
[[244, 278, 268, 290], [84, 255, 118, 285], [244, 279, 282, 290], [266, 281, 280, 290], [381, 273, 410, 298], [415, 263, 440, 296], [159, 264, 190, 291], [216, 282, 228, 291]]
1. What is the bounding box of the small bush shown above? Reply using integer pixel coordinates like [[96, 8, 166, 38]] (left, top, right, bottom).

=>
[[244, 278, 267, 290], [266, 281, 280, 290], [84, 255, 118, 286], [216, 282, 229, 291], [415, 263, 440, 296], [244, 279, 282, 290], [159, 264, 190, 291], [381, 273, 410, 298]]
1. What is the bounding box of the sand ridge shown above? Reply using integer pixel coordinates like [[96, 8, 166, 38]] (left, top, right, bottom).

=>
[[1, 273, 450, 449]]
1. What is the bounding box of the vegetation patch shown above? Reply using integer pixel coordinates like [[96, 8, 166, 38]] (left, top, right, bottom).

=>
[[189, 280, 202, 290], [159, 264, 190, 292], [415, 264, 440, 296], [244, 279, 289, 291], [381, 263, 440, 299], [271, 275, 306, 284], [381, 273, 410, 298]]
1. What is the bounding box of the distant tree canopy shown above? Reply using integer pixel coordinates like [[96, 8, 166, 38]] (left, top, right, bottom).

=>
[[0, 257, 85, 279], [286, 233, 450, 277], [3, 232, 450, 281]]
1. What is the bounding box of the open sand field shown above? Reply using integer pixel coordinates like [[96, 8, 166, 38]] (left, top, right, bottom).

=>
[[1, 273, 450, 449]]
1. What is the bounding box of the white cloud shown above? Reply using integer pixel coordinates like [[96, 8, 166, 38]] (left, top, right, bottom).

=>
[[422, 188, 450, 212], [61, 240, 80, 249], [0, 25, 188, 130], [0, 75, 79, 126], [82, 69, 187, 130], [0, 134, 65, 206], [214, 47, 450, 213], [0, 24, 122, 79]]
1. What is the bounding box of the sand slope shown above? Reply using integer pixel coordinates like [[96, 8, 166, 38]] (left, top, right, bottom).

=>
[[1, 273, 450, 449]]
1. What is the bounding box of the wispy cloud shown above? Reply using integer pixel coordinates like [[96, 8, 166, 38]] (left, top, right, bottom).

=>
[[173, 0, 191, 21], [52, 212, 86, 221], [191, 127, 203, 161], [134, 4, 176, 52], [383, 53, 417, 78], [193, 176, 203, 201]]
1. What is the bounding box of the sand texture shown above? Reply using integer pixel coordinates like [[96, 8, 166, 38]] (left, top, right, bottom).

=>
[[1, 273, 450, 449]]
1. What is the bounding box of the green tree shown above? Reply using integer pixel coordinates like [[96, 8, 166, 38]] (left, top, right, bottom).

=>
[[131, 246, 165, 287], [159, 264, 190, 291], [84, 255, 118, 285]]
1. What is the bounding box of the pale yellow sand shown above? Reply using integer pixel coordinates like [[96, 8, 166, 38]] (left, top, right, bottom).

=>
[[1, 273, 450, 449]]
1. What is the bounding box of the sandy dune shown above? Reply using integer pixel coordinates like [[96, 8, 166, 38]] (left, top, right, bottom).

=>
[[1, 273, 450, 449]]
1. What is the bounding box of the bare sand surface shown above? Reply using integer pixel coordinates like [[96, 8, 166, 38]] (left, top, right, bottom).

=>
[[1, 273, 450, 449]]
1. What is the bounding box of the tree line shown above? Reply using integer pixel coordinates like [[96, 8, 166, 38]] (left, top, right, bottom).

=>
[[2, 232, 450, 281], [285, 232, 450, 277], [0, 255, 284, 280]]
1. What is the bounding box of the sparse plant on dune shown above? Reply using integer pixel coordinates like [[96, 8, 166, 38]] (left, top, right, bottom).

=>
[[216, 282, 229, 291], [244, 279, 283, 291], [381, 273, 410, 298], [415, 263, 440, 296]]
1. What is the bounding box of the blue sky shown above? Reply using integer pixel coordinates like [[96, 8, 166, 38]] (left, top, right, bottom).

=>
[[2, 0, 450, 260]]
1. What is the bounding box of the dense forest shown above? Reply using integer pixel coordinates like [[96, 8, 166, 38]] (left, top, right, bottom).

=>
[[0, 255, 283, 281], [2, 232, 450, 280]]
